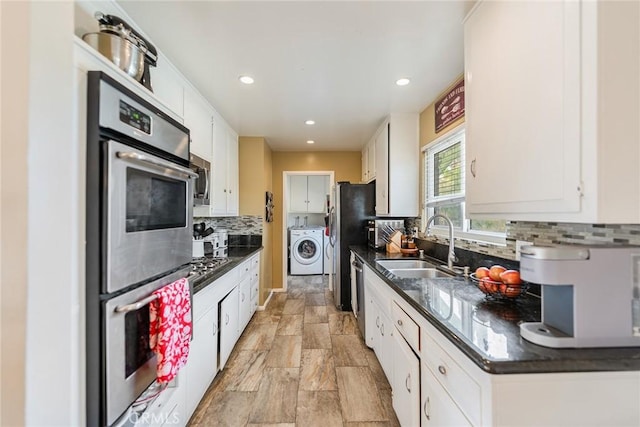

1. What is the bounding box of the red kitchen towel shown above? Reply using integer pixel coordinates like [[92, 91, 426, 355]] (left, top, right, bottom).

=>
[[149, 278, 192, 384]]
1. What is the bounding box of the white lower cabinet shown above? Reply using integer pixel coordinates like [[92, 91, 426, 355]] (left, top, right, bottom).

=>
[[218, 286, 239, 370], [184, 304, 218, 418], [238, 275, 252, 332], [392, 333, 420, 427], [421, 366, 471, 427]]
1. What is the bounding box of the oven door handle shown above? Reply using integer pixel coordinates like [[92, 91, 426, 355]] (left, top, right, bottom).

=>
[[116, 151, 198, 179], [115, 294, 158, 313]]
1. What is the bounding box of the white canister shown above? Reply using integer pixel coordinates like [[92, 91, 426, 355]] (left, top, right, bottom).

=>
[[192, 239, 204, 258], [215, 229, 228, 247]]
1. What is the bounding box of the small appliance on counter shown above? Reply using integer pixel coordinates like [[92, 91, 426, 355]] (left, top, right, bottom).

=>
[[519, 244, 640, 348], [213, 229, 228, 258], [367, 219, 405, 250]]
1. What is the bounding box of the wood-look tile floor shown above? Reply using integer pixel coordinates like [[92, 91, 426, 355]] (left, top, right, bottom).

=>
[[188, 275, 400, 427]]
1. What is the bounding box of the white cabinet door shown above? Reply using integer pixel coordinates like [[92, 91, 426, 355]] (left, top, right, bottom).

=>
[[289, 175, 309, 212], [184, 304, 217, 417], [378, 309, 395, 385], [361, 146, 368, 182], [183, 87, 212, 161], [367, 139, 376, 182], [211, 117, 229, 215], [464, 0, 581, 216], [219, 287, 239, 369], [392, 333, 420, 427], [238, 275, 252, 333], [307, 175, 327, 213], [225, 127, 239, 216], [421, 364, 472, 427], [151, 54, 184, 120], [365, 286, 377, 349], [375, 124, 389, 215]]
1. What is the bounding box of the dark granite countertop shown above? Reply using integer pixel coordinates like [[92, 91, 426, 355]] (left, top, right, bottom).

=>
[[191, 246, 263, 294], [350, 245, 640, 375]]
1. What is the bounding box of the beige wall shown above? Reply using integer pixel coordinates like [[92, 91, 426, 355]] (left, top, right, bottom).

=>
[[1, 2, 29, 425], [271, 151, 361, 289], [418, 75, 466, 220], [239, 137, 273, 304]]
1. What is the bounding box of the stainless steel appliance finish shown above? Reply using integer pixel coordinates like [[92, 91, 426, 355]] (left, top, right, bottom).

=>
[[107, 140, 195, 293], [86, 72, 193, 426], [352, 255, 366, 337], [105, 266, 190, 426], [329, 182, 376, 311], [190, 153, 210, 207], [83, 32, 145, 80]]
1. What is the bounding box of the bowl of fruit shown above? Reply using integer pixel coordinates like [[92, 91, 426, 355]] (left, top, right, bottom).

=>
[[470, 265, 528, 301]]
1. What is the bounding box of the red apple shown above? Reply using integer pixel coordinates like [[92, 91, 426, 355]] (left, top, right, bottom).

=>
[[500, 270, 522, 285], [489, 265, 507, 282], [475, 267, 491, 279]]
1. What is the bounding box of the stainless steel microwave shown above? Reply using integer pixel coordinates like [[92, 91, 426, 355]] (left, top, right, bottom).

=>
[[190, 153, 210, 207]]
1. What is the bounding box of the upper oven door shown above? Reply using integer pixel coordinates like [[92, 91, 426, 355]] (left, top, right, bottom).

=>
[[107, 140, 194, 293]]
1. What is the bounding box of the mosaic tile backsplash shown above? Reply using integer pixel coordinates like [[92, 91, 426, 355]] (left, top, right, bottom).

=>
[[194, 215, 263, 235], [417, 221, 640, 261]]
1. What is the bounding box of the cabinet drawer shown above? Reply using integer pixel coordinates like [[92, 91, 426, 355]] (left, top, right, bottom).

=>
[[392, 301, 420, 353], [421, 329, 481, 425]]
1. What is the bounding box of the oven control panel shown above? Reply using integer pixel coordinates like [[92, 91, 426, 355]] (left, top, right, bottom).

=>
[[119, 100, 151, 135]]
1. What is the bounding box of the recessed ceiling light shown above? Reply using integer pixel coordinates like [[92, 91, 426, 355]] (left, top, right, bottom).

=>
[[396, 78, 411, 86], [305, 120, 315, 125], [306, 140, 315, 144], [239, 75, 254, 84]]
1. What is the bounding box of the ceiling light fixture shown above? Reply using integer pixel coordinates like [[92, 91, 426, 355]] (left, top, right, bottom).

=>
[[306, 140, 315, 144], [305, 120, 315, 125], [396, 78, 411, 86], [239, 75, 255, 84]]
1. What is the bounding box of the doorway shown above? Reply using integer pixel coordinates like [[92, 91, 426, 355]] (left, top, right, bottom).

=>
[[282, 171, 334, 291]]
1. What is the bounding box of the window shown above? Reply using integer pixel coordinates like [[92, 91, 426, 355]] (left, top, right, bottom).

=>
[[423, 125, 506, 243]]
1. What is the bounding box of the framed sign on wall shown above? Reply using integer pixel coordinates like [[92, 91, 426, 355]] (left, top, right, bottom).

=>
[[435, 79, 465, 133]]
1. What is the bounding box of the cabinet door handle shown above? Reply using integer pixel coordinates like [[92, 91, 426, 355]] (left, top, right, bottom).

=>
[[424, 397, 431, 420], [380, 323, 384, 336], [397, 319, 403, 327], [470, 159, 477, 178], [213, 322, 217, 335], [242, 292, 245, 302], [224, 188, 227, 193], [376, 316, 380, 328], [225, 313, 229, 325], [438, 365, 447, 375], [405, 373, 411, 393]]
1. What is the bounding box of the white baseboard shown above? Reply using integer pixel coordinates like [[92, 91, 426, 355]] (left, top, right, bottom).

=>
[[257, 290, 274, 311]]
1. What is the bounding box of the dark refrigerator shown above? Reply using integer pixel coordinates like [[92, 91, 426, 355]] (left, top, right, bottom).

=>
[[329, 181, 376, 311]]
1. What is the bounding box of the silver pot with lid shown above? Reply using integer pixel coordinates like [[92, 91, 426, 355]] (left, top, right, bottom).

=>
[[82, 12, 158, 91]]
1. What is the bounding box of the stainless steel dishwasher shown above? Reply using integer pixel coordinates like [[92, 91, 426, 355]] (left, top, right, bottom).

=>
[[351, 254, 365, 338]]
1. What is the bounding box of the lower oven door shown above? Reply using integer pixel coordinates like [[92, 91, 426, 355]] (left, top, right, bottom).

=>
[[107, 139, 195, 293], [104, 267, 190, 426]]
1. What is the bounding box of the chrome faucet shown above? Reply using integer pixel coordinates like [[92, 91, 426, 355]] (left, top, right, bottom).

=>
[[425, 214, 457, 270]]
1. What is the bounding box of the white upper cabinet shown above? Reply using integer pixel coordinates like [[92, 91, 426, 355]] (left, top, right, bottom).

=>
[[183, 86, 213, 161], [374, 114, 419, 217], [289, 175, 329, 213], [211, 115, 239, 216], [362, 138, 376, 183], [464, 0, 640, 223], [150, 54, 185, 119]]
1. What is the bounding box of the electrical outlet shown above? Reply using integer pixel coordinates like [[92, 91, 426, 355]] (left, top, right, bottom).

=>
[[515, 240, 533, 261]]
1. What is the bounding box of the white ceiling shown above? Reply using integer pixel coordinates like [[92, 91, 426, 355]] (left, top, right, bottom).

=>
[[117, 1, 469, 151]]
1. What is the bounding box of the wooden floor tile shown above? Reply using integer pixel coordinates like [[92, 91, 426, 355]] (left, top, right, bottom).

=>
[[296, 391, 343, 427], [265, 335, 302, 368], [332, 335, 369, 366], [302, 323, 332, 349], [329, 313, 359, 335], [282, 298, 305, 315], [345, 422, 391, 427], [304, 305, 328, 324], [215, 350, 268, 392], [247, 424, 296, 427], [250, 311, 282, 326], [248, 368, 299, 424], [364, 349, 391, 390], [236, 323, 278, 351], [299, 349, 337, 391], [378, 388, 401, 427], [275, 314, 303, 336], [305, 292, 326, 306], [336, 366, 386, 422], [200, 391, 255, 426]]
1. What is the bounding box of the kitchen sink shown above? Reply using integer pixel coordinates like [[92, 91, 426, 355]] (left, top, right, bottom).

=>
[[376, 259, 438, 269], [375, 259, 453, 279]]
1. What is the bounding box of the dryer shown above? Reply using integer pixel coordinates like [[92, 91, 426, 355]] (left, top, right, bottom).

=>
[[290, 227, 324, 275]]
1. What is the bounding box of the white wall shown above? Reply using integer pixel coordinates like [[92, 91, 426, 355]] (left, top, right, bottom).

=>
[[0, 1, 83, 425]]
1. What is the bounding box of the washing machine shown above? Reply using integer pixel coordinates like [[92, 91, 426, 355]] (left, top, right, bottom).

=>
[[290, 227, 324, 275]]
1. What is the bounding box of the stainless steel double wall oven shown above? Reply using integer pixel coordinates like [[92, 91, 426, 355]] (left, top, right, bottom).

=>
[[85, 72, 196, 426]]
